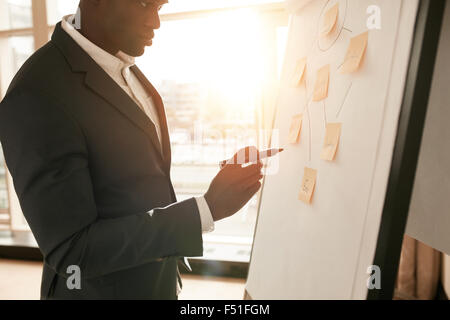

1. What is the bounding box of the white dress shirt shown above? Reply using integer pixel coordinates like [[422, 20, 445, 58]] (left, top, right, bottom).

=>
[[62, 15, 214, 294]]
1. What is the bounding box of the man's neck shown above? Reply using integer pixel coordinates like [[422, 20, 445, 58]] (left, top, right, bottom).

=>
[[78, 26, 119, 56], [77, 6, 119, 56]]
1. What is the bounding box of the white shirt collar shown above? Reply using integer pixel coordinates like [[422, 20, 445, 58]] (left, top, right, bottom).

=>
[[61, 14, 135, 76]]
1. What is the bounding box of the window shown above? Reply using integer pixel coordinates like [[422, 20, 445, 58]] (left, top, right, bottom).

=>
[[0, 0, 288, 262], [0, 0, 33, 31], [0, 145, 8, 209], [46, 0, 79, 26], [160, 0, 284, 14], [0, 0, 35, 97], [0, 0, 36, 231], [3, 35, 34, 71], [0, 0, 79, 230], [138, 2, 288, 261], [0, 142, 10, 230]]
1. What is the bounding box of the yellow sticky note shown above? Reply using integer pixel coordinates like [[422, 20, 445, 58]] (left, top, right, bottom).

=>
[[313, 64, 330, 102], [288, 114, 303, 144], [291, 58, 307, 87], [320, 123, 342, 161], [340, 31, 369, 74], [298, 167, 317, 204], [320, 3, 339, 37]]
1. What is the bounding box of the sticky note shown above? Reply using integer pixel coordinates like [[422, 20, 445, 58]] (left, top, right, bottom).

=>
[[298, 167, 317, 204], [321, 123, 342, 161], [320, 3, 339, 37], [312, 64, 330, 102], [291, 58, 307, 87], [340, 31, 369, 74], [288, 114, 303, 144]]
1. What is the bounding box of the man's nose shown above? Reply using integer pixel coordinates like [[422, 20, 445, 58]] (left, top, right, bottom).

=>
[[144, 9, 161, 30]]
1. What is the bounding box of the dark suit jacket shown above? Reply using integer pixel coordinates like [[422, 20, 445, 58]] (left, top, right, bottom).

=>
[[0, 23, 204, 299]]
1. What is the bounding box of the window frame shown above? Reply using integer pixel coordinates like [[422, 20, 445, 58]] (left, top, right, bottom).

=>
[[0, 0, 48, 50]]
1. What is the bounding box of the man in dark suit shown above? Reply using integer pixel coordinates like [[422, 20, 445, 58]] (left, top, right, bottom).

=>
[[0, 0, 263, 299]]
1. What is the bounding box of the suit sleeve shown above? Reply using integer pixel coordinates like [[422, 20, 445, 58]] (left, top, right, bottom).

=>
[[0, 88, 203, 279]]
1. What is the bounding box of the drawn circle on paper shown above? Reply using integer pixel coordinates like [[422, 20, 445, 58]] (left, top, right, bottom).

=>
[[317, 0, 349, 52]]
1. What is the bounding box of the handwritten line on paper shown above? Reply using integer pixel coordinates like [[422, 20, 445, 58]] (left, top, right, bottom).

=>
[[336, 82, 353, 118], [343, 27, 353, 33]]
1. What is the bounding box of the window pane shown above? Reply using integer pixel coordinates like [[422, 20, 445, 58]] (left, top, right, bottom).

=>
[[0, 0, 33, 30], [0, 145, 8, 209], [0, 34, 34, 228], [161, 0, 284, 14], [7, 35, 34, 72], [0, 35, 33, 210], [136, 9, 283, 255], [46, 0, 79, 26], [0, 35, 34, 97]]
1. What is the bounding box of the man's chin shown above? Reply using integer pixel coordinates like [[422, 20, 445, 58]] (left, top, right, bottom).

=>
[[134, 40, 152, 56], [122, 45, 147, 57]]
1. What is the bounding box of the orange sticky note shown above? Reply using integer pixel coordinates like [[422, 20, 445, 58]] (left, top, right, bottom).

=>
[[291, 58, 307, 87], [320, 123, 342, 161], [298, 167, 317, 204], [340, 31, 369, 74], [313, 64, 330, 102], [288, 114, 303, 144], [320, 3, 339, 37]]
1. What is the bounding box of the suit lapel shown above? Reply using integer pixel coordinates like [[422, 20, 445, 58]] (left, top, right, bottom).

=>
[[84, 67, 165, 162], [130, 65, 172, 168]]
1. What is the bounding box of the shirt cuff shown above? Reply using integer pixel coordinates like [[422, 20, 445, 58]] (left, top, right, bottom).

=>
[[195, 196, 215, 234]]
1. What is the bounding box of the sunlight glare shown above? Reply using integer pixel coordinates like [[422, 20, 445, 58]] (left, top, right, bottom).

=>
[[138, 8, 266, 114]]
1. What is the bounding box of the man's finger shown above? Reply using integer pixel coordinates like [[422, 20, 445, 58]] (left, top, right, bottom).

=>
[[239, 170, 264, 189], [244, 181, 262, 196], [237, 163, 263, 180], [222, 163, 241, 171]]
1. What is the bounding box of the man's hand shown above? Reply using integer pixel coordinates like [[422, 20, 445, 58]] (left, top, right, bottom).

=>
[[204, 146, 264, 222]]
